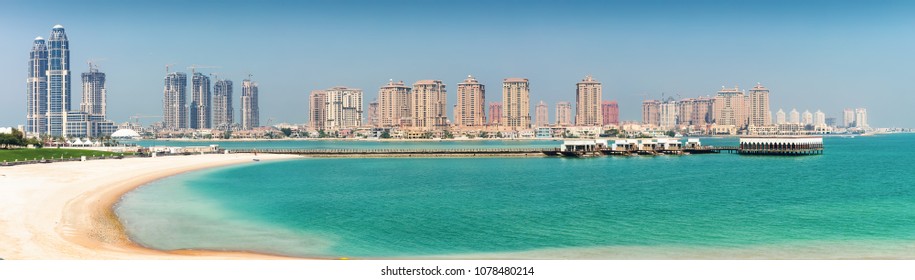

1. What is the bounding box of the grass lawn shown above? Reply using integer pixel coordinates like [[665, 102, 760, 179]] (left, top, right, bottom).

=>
[[0, 148, 130, 162]]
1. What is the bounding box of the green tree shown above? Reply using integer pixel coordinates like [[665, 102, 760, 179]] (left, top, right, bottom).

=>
[[665, 130, 676, 137], [380, 131, 391, 139], [0, 129, 26, 149], [280, 128, 293, 137], [604, 129, 620, 137], [0, 134, 16, 149], [223, 130, 233, 139]]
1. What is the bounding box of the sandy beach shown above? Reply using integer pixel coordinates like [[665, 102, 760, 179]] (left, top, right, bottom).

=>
[[0, 153, 301, 259]]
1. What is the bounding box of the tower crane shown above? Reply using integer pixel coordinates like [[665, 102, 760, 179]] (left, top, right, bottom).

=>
[[187, 64, 219, 74], [86, 58, 106, 71], [165, 64, 175, 74]]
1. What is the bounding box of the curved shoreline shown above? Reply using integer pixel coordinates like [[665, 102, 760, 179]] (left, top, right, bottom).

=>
[[0, 153, 303, 259]]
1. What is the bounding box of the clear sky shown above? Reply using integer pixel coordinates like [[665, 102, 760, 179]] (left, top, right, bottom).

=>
[[1, 0, 913, 128]]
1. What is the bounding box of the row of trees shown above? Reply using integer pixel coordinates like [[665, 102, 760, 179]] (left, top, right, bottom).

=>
[[0, 129, 41, 149]]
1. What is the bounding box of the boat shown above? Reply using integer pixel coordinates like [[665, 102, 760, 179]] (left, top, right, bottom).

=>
[[252, 158, 260, 162]]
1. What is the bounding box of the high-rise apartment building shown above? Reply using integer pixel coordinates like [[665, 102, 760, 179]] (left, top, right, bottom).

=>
[[309, 90, 326, 130], [322, 87, 363, 130], [47, 25, 71, 136], [556, 102, 572, 126], [163, 72, 188, 130], [842, 108, 855, 128], [575, 75, 602, 126], [814, 110, 826, 126], [789, 109, 800, 124], [27, 36, 48, 135], [241, 79, 260, 129], [802, 110, 813, 125], [378, 80, 411, 127], [677, 99, 694, 126], [854, 108, 868, 128], [213, 79, 234, 130], [712, 86, 747, 128], [534, 101, 549, 127], [455, 75, 485, 127], [659, 98, 678, 129], [502, 78, 531, 129], [488, 102, 502, 125], [601, 101, 619, 126], [367, 99, 379, 127], [80, 64, 106, 118], [776, 109, 786, 124], [748, 83, 771, 127], [190, 72, 212, 129], [642, 99, 660, 127], [411, 80, 447, 128], [691, 97, 714, 127]]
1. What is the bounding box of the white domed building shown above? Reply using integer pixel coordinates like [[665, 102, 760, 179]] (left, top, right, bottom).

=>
[[110, 129, 141, 140]]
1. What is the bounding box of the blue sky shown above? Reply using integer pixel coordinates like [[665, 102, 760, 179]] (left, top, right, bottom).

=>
[[1, 0, 914, 127]]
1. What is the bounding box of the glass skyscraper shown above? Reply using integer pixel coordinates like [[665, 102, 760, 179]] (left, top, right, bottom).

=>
[[27, 36, 48, 135], [47, 24, 71, 137]]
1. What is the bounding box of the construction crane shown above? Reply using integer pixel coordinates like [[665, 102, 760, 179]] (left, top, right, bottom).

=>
[[165, 64, 175, 74], [187, 64, 219, 74], [209, 72, 221, 80], [86, 58, 107, 71]]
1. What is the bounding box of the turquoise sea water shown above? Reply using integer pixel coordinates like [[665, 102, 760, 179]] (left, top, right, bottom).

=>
[[129, 139, 561, 150], [116, 134, 915, 259]]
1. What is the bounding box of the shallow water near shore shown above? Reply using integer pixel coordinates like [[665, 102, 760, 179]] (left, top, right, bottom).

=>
[[116, 134, 915, 258]]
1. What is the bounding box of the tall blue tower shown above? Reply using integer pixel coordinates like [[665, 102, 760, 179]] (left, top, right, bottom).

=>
[[27, 37, 48, 135], [47, 24, 71, 137]]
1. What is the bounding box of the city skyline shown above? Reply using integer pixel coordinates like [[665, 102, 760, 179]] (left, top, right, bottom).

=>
[[2, 1, 915, 128]]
